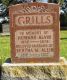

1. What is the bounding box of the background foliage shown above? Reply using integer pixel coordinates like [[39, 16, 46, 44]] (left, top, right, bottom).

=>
[[0, 0, 65, 6], [1, 0, 9, 6]]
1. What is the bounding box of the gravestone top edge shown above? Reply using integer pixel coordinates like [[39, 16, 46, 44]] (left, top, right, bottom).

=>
[[9, 2, 59, 9], [9, 2, 59, 17]]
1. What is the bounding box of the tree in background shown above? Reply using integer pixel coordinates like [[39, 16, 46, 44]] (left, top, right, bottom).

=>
[[58, 0, 64, 5], [0, 0, 2, 3], [1, 0, 9, 6], [0, 0, 65, 7]]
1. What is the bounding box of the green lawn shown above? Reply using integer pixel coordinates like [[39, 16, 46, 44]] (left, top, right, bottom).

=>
[[0, 36, 10, 63], [0, 30, 67, 63], [60, 30, 67, 59]]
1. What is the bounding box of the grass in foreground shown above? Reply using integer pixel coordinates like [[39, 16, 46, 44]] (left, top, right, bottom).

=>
[[0, 30, 67, 63]]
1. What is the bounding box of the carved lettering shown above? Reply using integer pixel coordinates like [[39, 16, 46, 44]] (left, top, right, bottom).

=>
[[15, 14, 53, 26]]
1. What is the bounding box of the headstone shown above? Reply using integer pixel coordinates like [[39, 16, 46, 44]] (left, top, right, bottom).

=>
[[2, 23, 10, 33], [9, 2, 60, 63]]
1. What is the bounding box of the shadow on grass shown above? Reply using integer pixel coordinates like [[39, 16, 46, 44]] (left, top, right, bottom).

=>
[[61, 38, 67, 40]]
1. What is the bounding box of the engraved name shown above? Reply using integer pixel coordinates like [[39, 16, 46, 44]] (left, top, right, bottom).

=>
[[15, 14, 53, 26]]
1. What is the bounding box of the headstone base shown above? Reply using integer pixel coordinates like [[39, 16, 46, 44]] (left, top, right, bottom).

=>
[[1, 57, 67, 80]]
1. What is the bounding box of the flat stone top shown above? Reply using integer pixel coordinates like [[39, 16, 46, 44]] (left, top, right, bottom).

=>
[[2, 63, 67, 67], [2, 57, 67, 66]]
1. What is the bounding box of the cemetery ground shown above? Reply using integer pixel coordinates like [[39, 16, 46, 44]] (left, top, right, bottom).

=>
[[0, 30, 67, 64]]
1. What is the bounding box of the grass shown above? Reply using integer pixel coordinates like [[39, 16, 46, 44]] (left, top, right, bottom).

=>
[[60, 30, 67, 59], [0, 36, 10, 64], [0, 30, 67, 63]]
